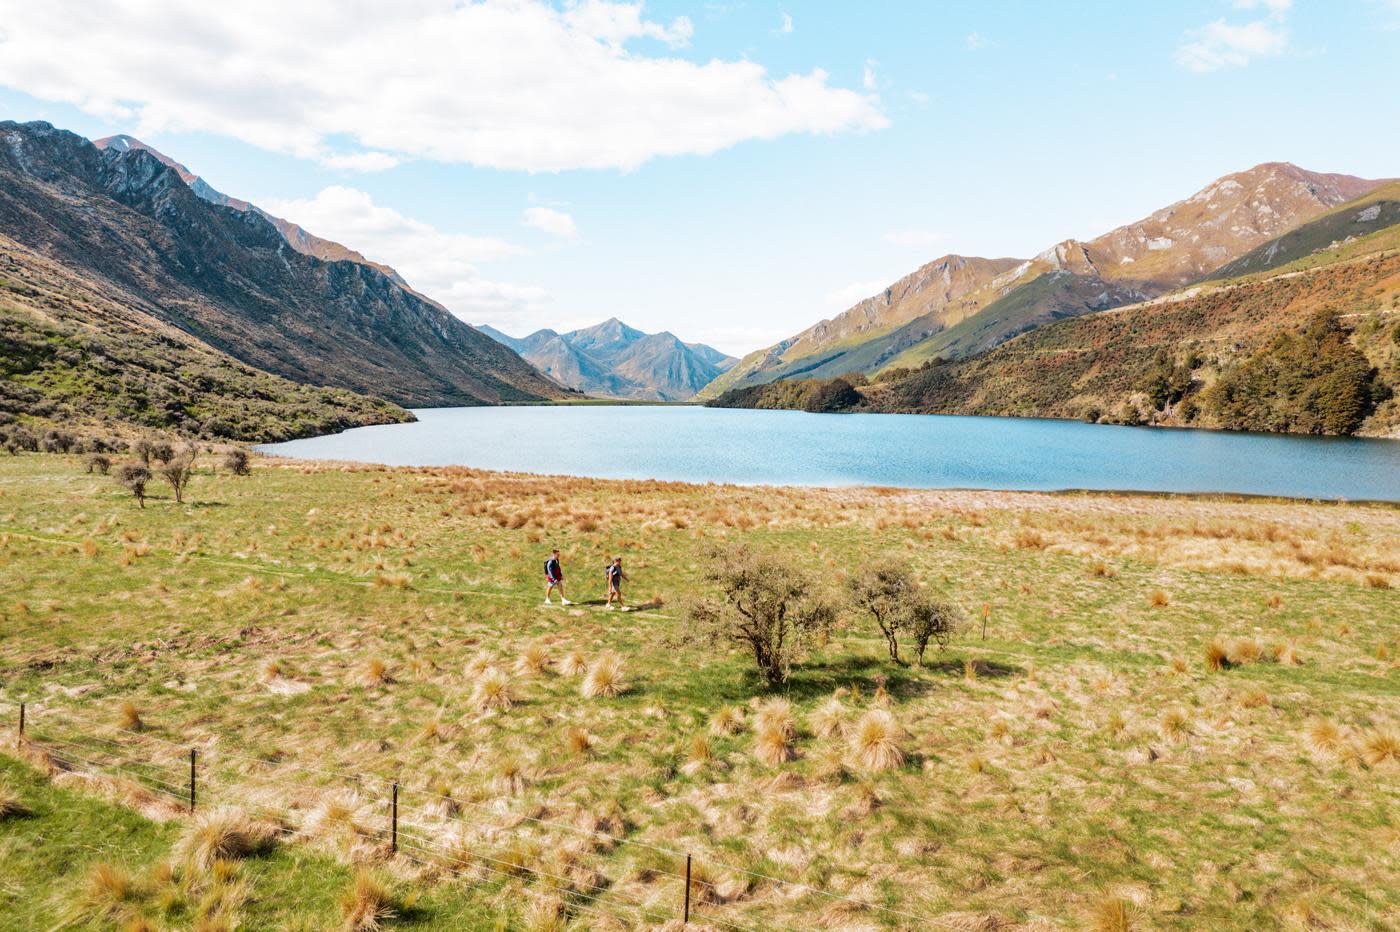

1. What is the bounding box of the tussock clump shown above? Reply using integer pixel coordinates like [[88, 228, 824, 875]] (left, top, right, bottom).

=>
[[73, 861, 136, 923], [464, 652, 494, 678], [360, 658, 393, 686], [581, 652, 627, 699], [0, 784, 29, 820], [686, 733, 714, 771], [810, 696, 848, 740], [1362, 730, 1400, 766], [560, 650, 588, 677], [1087, 894, 1142, 931], [1304, 718, 1344, 756], [708, 706, 744, 736], [494, 756, 530, 794], [564, 725, 595, 756], [754, 722, 795, 767], [175, 807, 276, 871], [522, 894, 568, 932], [340, 869, 396, 931], [849, 709, 905, 772], [1148, 589, 1170, 608], [753, 698, 795, 740], [1226, 637, 1263, 666], [1160, 708, 1191, 741], [514, 641, 551, 677], [417, 716, 455, 745], [1205, 637, 1230, 672], [471, 667, 514, 712], [119, 701, 144, 732]]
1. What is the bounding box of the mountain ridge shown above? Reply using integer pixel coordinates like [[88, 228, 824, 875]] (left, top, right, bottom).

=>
[[478, 317, 736, 401], [700, 162, 1390, 398]]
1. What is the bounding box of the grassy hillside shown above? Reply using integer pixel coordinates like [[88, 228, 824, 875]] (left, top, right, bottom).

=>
[[0, 237, 410, 442], [2, 452, 1399, 927]]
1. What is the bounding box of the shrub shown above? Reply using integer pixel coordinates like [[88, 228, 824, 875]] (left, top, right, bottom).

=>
[[116, 463, 151, 507], [683, 544, 835, 687], [223, 448, 251, 476], [41, 429, 76, 453], [848, 561, 918, 663], [84, 453, 111, 475], [158, 444, 197, 503]]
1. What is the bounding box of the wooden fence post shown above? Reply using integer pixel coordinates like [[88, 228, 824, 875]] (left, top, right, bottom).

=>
[[189, 748, 197, 813], [391, 782, 399, 853], [683, 853, 692, 923]]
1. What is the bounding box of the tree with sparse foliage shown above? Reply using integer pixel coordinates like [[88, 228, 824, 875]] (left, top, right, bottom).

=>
[[85, 453, 111, 475], [116, 463, 151, 508], [849, 561, 964, 665], [683, 544, 835, 687], [158, 445, 197, 503], [223, 448, 251, 476]]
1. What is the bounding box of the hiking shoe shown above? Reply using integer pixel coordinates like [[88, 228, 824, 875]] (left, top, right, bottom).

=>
[[561, 598, 573, 605]]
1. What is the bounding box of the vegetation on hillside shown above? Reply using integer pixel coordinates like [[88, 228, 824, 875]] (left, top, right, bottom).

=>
[[706, 375, 862, 413], [2, 452, 1398, 927], [0, 250, 411, 442]]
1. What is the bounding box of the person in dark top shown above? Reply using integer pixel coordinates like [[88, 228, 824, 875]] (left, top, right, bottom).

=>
[[543, 549, 571, 605], [604, 556, 627, 610]]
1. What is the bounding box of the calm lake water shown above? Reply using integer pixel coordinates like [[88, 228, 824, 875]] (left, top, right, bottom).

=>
[[258, 405, 1400, 501]]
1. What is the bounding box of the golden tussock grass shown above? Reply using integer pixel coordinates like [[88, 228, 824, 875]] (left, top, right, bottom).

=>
[[1148, 589, 1170, 608], [1304, 718, 1344, 756], [708, 705, 744, 736], [73, 861, 136, 923], [580, 652, 626, 698], [470, 667, 514, 711], [463, 652, 493, 678], [559, 650, 588, 677], [1161, 708, 1191, 741], [810, 696, 848, 740], [1090, 560, 1118, 578], [261, 660, 282, 681], [514, 641, 550, 677], [175, 807, 276, 872], [686, 733, 714, 771], [564, 725, 595, 756], [1086, 894, 1142, 932], [754, 722, 795, 767], [753, 698, 795, 740], [360, 658, 393, 686], [339, 869, 396, 931], [0, 784, 29, 820], [849, 709, 905, 772], [1361, 730, 1400, 766], [119, 701, 144, 732]]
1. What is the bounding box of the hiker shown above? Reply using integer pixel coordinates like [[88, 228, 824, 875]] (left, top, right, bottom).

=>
[[544, 549, 572, 605], [604, 556, 627, 610]]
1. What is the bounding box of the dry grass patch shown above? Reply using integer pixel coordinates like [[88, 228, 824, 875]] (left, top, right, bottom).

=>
[[708, 705, 744, 736], [175, 807, 277, 871], [340, 869, 396, 931], [470, 667, 514, 712]]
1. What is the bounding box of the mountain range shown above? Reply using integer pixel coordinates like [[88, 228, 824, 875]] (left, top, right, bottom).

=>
[[710, 177, 1400, 437], [0, 120, 569, 440], [699, 163, 1388, 398], [478, 319, 735, 401]]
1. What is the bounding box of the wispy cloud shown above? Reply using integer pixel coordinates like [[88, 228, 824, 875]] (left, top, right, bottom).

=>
[[825, 279, 889, 309], [964, 32, 992, 51], [1176, 1, 1290, 72], [776, 12, 793, 35], [523, 206, 578, 240], [0, 0, 887, 173], [260, 186, 547, 326]]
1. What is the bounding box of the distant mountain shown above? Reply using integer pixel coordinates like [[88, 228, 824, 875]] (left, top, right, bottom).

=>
[[699, 163, 1389, 398], [1, 120, 567, 412], [478, 318, 736, 401], [710, 181, 1400, 438]]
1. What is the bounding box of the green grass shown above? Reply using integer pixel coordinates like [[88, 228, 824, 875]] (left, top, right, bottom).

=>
[[1, 452, 1399, 928]]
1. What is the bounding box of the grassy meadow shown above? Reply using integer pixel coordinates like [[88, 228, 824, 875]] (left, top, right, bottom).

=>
[[1, 451, 1399, 929]]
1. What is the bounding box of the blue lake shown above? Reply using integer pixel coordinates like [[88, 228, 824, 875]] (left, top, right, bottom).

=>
[[258, 405, 1400, 502]]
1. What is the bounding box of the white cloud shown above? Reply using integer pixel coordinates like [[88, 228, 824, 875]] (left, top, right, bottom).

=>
[[0, 0, 886, 173], [260, 186, 547, 325], [964, 32, 992, 50], [777, 13, 794, 35], [523, 206, 578, 239], [907, 90, 931, 105], [825, 279, 889, 309], [1176, 1, 1290, 73], [882, 229, 945, 249], [863, 60, 878, 91], [318, 151, 402, 173]]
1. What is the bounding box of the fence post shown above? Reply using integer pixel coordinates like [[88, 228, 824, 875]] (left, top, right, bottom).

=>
[[16, 702, 23, 748], [683, 853, 692, 923], [390, 781, 399, 853], [981, 603, 989, 640], [189, 748, 197, 813]]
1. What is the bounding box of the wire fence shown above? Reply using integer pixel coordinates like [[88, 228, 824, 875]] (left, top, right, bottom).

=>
[[1, 698, 948, 930]]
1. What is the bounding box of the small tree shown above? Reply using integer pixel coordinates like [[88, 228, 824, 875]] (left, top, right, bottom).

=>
[[848, 561, 919, 663], [223, 448, 251, 476], [683, 544, 835, 687], [132, 438, 154, 465], [159, 445, 197, 503], [116, 463, 152, 508], [85, 453, 112, 475], [905, 596, 964, 666], [149, 440, 175, 465]]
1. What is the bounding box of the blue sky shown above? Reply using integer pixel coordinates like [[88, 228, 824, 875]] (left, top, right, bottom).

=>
[[1, 0, 1397, 354]]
